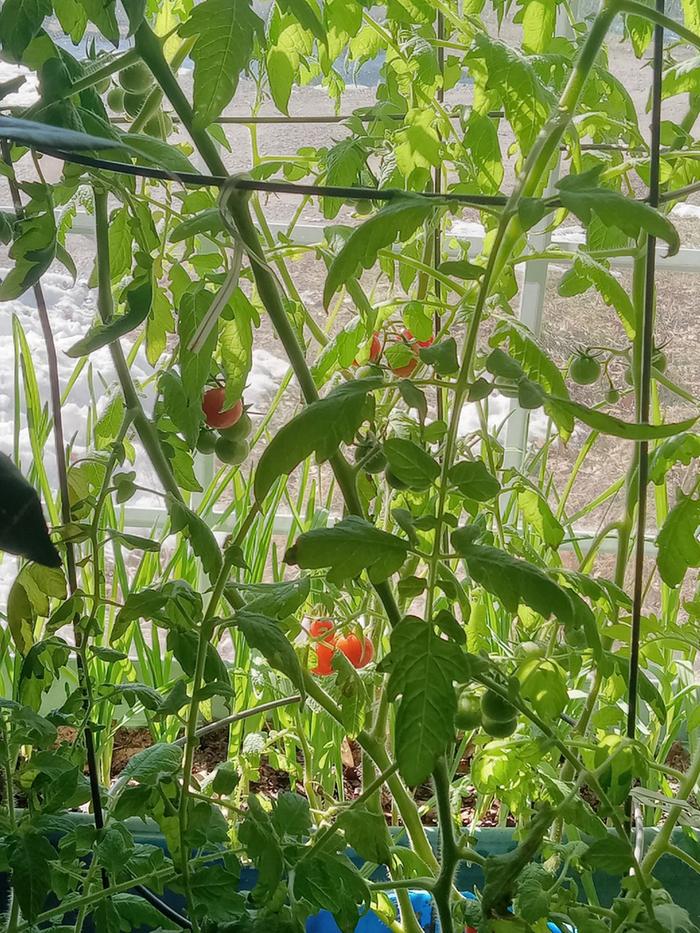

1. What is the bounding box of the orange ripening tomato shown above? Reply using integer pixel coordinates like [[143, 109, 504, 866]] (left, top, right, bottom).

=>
[[311, 642, 335, 676], [336, 633, 374, 669], [202, 387, 243, 430], [391, 357, 417, 378], [369, 332, 382, 362]]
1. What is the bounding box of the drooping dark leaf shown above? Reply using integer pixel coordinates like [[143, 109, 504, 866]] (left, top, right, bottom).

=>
[[0, 453, 60, 568], [254, 379, 381, 502], [242, 576, 310, 618], [557, 167, 680, 256], [418, 337, 459, 375], [452, 535, 574, 625], [239, 795, 284, 898], [0, 208, 56, 301], [66, 273, 152, 357], [76, 0, 119, 44], [0, 115, 122, 150], [236, 611, 305, 697], [581, 836, 634, 875], [168, 498, 223, 581], [338, 809, 391, 864], [324, 196, 442, 307], [383, 438, 440, 490], [285, 516, 408, 585], [120, 743, 182, 786], [547, 397, 696, 440], [271, 792, 311, 839]]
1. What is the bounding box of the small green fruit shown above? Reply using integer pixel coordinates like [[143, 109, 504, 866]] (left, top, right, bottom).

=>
[[354, 439, 386, 474], [219, 413, 253, 441], [196, 430, 217, 454], [118, 62, 154, 94], [481, 714, 517, 738], [480, 689, 516, 723], [455, 690, 482, 731], [106, 86, 125, 113], [215, 436, 250, 465], [568, 352, 601, 385], [606, 387, 620, 404]]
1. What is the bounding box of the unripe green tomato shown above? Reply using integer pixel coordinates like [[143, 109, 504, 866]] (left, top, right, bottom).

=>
[[455, 690, 482, 731], [568, 353, 601, 385], [355, 364, 383, 379], [480, 689, 516, 723], [219, 412, 253, 441], [481, 713, 517, 738], [385, 468, 409, 490], [95, 75, 111, 95], [354, 440, 386, 474], [515, 640, 545, 660], [196, 429, 217, 454], [215, 436, 250, 465], [517, 658, 568, 720], [106, 86, 125, 113], [606, 387, 620, 404], [119, 62, 154, 93], [124, 90, 148, 119]]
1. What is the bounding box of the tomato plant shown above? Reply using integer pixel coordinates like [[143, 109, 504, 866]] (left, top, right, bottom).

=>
[[0, 0, 699, 931]]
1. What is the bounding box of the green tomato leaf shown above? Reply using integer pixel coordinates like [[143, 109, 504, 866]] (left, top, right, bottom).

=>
[[448, 460, 500, 502], [169, 207, 224, 243], [558, 253, 636, 339], [383, 616, 467, 784], [120, 133, 198, 175], [284, 516, 408, 585], [547, 396, 697, 440], [219, 288, 256, 407], [0, 115, 122, 150], [0, 0, 51, 59], [272, 791, 311, 838], [419, 337, 459, 375], [77, 0, 119, 43], [517, 485, 564, 549], [324, 196, 443, 307], [242, 576, 310, 619], [557, 167, 680, 257], [581, 836, 634, 875], [649, 432, 700, 485], [277, 0, 326, 41], [236, 611, 305, 697], [452, 535, 574, 625], [168, 497, 223, 581], [254, 378, 381, 502], [67, 273, 152, 357], [120, 743, 182, 785], [383, 438, 440, 490], [656, 495, 700, 587], [239, 795, 284, 897], [294, 853, 370, 932], [179, 0, 264, 127], [338, 809, 391, 864], [9, 830, 55, 921], [0, 208, 56, 302]]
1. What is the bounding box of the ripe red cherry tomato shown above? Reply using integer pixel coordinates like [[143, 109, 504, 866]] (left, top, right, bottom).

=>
[[336, 633, 374, 669], [391, 357, 417, 378], [311, 642, 335, 676], [202, 387, 243, 430], [309, 618, 335, 642]]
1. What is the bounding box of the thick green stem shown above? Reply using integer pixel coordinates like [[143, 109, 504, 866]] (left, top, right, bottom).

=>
[[641, 743, 700, 876], [94, 190, 183, 504], [302, 672, 438, 872], [136, 17, 401, 628], [432, 758, 458, 933]]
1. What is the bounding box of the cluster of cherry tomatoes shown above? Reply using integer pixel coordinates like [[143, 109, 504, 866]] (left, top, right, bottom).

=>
[[455, 687, 518, 738], [308, 619, 374, 676], [357, 329, 434, 378], [199, 386, 253, 464]]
